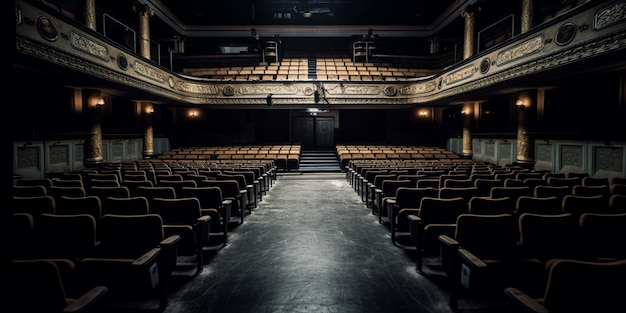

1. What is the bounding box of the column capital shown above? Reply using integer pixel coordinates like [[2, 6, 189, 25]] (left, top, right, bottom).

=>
[[133, 4, 154, 17], [461, 5, 480, 18]]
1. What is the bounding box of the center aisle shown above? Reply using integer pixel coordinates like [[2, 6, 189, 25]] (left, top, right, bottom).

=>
[[161, 173, 506, 313]]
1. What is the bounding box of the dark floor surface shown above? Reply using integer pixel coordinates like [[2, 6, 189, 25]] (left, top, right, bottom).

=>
[[105, 172, 514, 313]]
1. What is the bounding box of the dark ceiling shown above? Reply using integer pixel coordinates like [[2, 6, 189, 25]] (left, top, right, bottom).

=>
[[154, 0, 458, 26]]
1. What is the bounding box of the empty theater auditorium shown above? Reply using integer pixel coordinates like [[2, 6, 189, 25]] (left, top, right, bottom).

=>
[[9, 0, 626, 312]]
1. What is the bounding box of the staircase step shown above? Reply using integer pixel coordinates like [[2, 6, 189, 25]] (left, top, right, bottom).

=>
[[295, 147, 341, 173]]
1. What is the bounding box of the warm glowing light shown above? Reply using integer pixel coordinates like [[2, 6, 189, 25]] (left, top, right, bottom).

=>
[[189, 110, 198, 118], [419, 110, 428, 117]]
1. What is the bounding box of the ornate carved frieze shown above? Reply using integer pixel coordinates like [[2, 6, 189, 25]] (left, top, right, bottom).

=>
[[444, 64, 479, 85], [134, 60, 166, 83], [239, 85, 299, 95], [495, 36, 545, 67], [399, 81, 437, 95], [326, 85, 380, 95], [175, 81, 219, 94], [70, 31, 110, 62], [594, 1, 626, 30]]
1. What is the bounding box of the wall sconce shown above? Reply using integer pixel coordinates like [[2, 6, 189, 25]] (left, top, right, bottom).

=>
[[189, 110, 198, 118], [87, 94, 105, 108], [418, 110, 429, 118], [145, 106, 154, 114], [516, 93, 531, 109]]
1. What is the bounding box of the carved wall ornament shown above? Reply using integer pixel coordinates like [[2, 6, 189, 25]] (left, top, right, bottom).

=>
[[480, 57, 491, 74], [222, 85, 235, 96], [37, 16, 58, 41], [239, 85, 299, 95], [555, 22, 577, 46], [496, 36, 544, 66], [383, 85, 397, 96], [70, 31, 110, 61], [117, 53, 128, 70], [594, 1, 626, 30], [400, 81, 437, 95], [303, 86, 315, 96], [133, 60, 166, 83], [175, 81, 219, 94], [445, 64, 478, 85]]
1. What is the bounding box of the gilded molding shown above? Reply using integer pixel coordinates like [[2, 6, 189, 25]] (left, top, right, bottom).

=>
[[399, 81, 437, 95], [239, 85, 299, 95], [327, 85, 380, 95], [594, 1, 626, 30], [495, 36, 544, 66], [444, 64, 478, 85], [70, 31, 110, 62], [134, 60, 166, 83], [175, 81, 219, 94]]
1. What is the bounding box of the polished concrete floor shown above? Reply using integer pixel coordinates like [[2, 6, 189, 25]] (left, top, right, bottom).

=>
[[107, 172, 513, 313]]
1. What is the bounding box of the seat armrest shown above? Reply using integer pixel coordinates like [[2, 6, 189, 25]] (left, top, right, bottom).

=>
[[458, 248, 487, 269], [63, 285, 108, 313], [161, 234, 181, 247], [132, 247, 161, 266], [504, 287, 549, 313]]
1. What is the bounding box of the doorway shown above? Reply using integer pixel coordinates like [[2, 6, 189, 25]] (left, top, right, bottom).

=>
[[292, 116, 335, 147]]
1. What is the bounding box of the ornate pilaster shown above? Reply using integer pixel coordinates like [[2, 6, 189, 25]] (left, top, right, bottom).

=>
[[143, 103, 155, 159], [461, 6, 478, 60], [134, 5, 154, 60], [461, 103, 473, 157], [515, 92, 535, 167], [521, 0, 534, 33], [83, 90, 104, 166], [175, 35, 186, 54], [82, 0, 96, 31]]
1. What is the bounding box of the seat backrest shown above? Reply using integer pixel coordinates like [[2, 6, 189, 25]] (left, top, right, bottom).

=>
[[179, 186, 223, 210], [97, 214, 165, 259], [102, 196, 150, 215], [473, 178, 503, 196], [454, 213, 519, 259], [534, 185, 571, 201], [151, 197, 203, 226], [468, 196, 514, 215], [12, 195, 56, 216], [158, 179, 197, 195], [490, 186, 532, 203], [582, 177, 610, 187], [381, 179, 412, 197], [16, 178, 53, 188], [608, 194, 626, 211], [55, 195, 102, 220], [438, 187, 479, 203], [542, 259, 626, 312], [136, 186, 177, 210], [122, 179, 154, 196], [394, 187, 438, 209], [578, 212, 626, 260], [517, 213, 581, 262], [47, 186, 86, 201], [572, 185, 610, 199], [34, 213, 98, 262], [443, 178, 474, 188], [562, 194, 609, 218], [547, 177, 580, 188], [11, 259, 70, 312], [516, 196, 562, 215], [12, 185, 47, 197], [11, 213, 35, 259], [419, 197, 467, 225]]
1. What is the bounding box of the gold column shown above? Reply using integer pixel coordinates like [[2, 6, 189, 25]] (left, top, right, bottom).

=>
[[83, 89, 104, 166], [82, 0, 97, 31], [461, 6, 478, 60], [143, 103, 155, 159], [134, 5, 154, 59], [521, 0, 534, 33], [515, 92, 535, 166], [462, 103, 474, 157]]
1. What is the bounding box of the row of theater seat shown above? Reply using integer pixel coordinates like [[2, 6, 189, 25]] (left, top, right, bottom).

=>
[[157, 145, 299, 170], [347, 159, 626, 310], [11, 159, 279, 311], [181, 56, 434, 81]]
